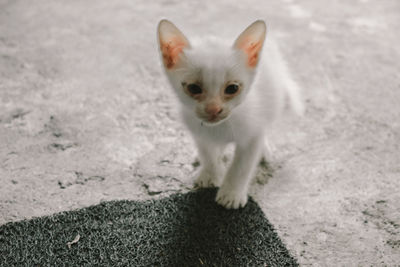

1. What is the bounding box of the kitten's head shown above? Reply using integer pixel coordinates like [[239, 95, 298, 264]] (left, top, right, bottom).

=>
[[157, 20, 266, 126]]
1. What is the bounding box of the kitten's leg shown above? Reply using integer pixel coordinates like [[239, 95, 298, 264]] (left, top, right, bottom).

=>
[[194, 141, 225, 188], [216, 136, 264, 209]]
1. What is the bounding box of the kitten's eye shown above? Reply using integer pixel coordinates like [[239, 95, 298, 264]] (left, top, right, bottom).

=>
[[187, 83, 202, 95], [224, 84, 239, 95]]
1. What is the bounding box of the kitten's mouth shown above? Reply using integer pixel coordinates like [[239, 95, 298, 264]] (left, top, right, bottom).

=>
[[196, 109, 230, 126], [200, 115, 228, 126]]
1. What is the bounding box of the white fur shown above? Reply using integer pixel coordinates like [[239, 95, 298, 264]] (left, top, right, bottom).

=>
[[158, 21, 304, 209]]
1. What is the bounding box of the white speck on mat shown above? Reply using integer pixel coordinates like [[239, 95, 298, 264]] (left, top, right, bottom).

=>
[[67, 234, 80, 249]]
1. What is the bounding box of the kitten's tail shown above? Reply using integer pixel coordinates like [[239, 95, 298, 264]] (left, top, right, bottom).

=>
[[267, 39, 305, 116], [285, 76, 305, 116]]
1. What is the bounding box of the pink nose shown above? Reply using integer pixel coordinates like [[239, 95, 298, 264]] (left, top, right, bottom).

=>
[[205, 104, 223, 116]]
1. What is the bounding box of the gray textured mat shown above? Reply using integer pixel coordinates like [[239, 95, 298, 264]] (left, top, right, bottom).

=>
[[0, 188, 298, 266]]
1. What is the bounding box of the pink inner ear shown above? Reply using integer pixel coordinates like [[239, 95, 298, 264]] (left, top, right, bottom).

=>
[[160, 37, 187, 69], [237, 37, 263, 68], [246, 41, 262, 67]]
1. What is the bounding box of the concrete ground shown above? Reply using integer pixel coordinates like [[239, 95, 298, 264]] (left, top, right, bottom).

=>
[[1, 0, 399, 265]]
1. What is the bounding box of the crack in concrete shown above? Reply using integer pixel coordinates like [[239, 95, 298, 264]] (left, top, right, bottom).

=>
[[58, 171, 105, 189], [48, 142, 79, 152]]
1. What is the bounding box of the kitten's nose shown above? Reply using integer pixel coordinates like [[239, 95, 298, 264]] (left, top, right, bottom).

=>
[[205, 104, 223, 116]]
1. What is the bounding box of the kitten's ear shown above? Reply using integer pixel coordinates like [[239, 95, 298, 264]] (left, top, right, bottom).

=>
[[157, 19, 190, 70], [233, 20, 267, 68]]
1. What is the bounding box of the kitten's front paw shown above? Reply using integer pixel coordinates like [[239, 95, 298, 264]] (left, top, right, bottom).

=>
[[194, 168, 223, 188], [215, 186, 248, 209]]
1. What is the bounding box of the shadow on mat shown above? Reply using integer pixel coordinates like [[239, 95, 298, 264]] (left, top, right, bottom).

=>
[[0, 188, 297, 266]]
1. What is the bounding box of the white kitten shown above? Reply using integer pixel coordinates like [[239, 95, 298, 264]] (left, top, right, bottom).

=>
[[157, 19, 304, 209]]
